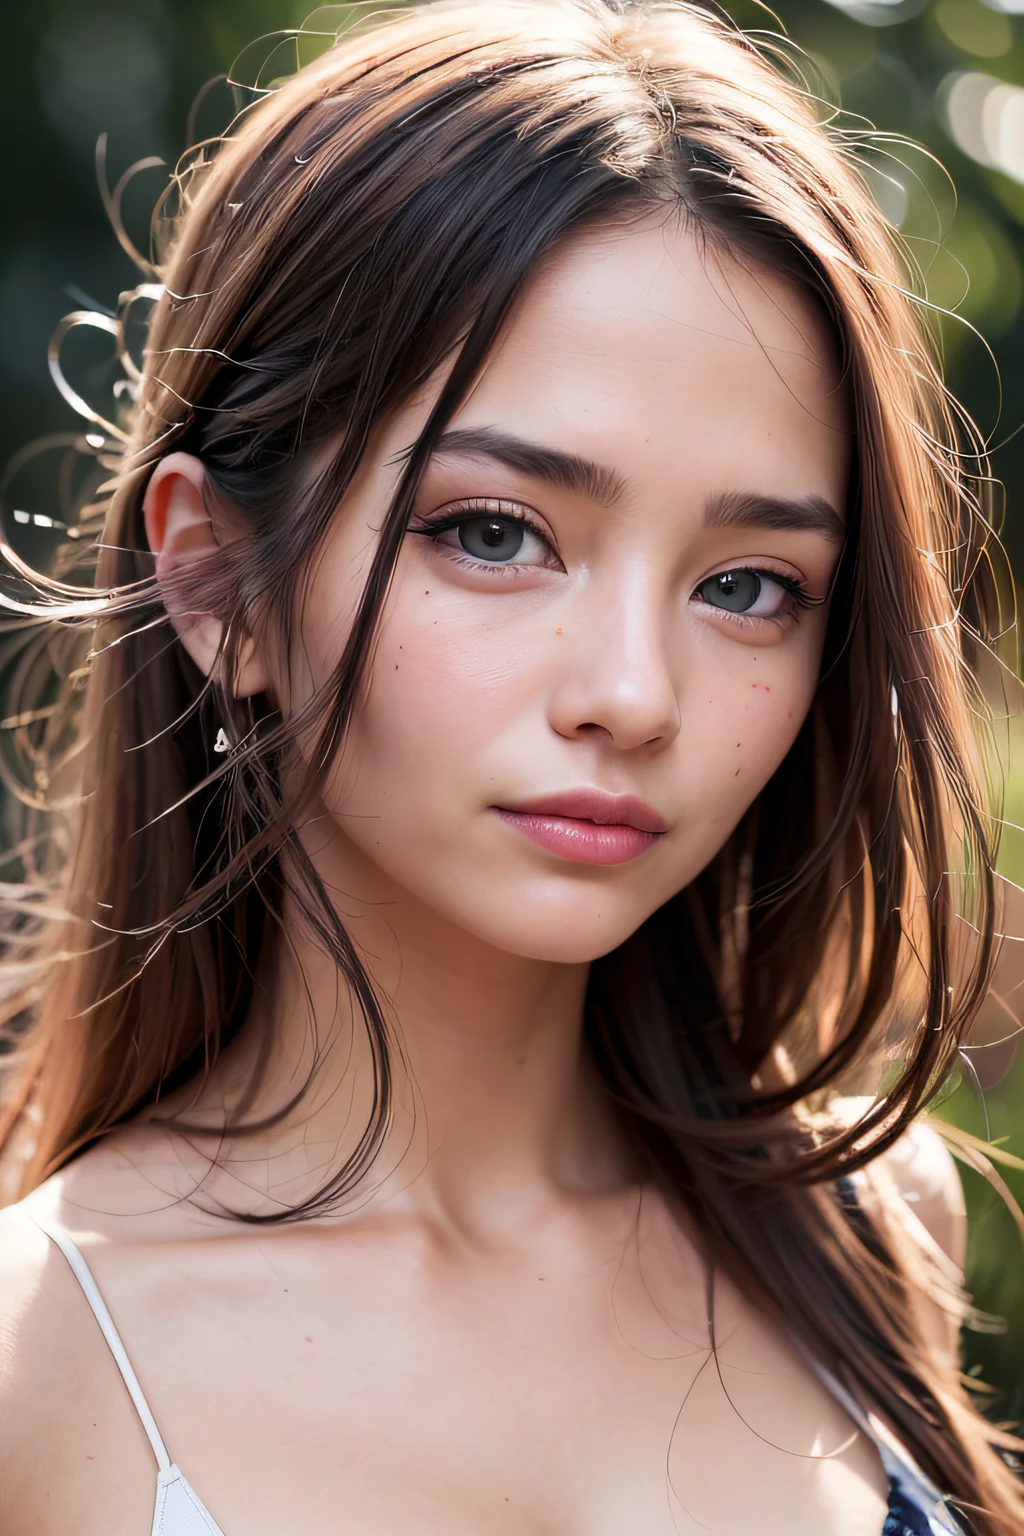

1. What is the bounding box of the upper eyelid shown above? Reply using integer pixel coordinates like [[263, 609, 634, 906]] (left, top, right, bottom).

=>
[[415, 496, 548, 527], [695, 558, 806, 584], [692, 564, 824, 607], [412, 499, 559, 550]]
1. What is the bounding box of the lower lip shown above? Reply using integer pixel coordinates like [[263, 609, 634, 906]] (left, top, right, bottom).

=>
[[495, 810, 661, 865]]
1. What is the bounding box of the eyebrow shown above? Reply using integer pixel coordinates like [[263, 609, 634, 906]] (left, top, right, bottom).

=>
[[704, 488, 845, 544], [427, 426, 844, 542], [431, 426, 628, 508]]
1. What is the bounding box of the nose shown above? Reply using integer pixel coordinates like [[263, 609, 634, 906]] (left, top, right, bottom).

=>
[[547, 563, 682, 752]]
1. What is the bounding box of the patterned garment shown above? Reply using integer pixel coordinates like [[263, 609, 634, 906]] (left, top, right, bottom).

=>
[[877, 1440, 965, 1535]]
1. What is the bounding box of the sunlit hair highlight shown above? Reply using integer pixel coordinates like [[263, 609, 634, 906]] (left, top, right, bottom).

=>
[[0, 1, 1021, 1528]]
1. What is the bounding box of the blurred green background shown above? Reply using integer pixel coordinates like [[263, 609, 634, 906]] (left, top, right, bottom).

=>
[[0, 0, 1021, 1418]]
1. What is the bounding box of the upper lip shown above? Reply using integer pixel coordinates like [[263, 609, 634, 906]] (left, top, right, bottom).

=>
[[496, 789, 668, 835]]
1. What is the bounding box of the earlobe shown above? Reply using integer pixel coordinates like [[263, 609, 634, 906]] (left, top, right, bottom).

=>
[[142, 452, 271, 699]]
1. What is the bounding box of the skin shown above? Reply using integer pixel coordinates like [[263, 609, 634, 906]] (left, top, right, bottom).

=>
[[0, 218, 965, 1536]]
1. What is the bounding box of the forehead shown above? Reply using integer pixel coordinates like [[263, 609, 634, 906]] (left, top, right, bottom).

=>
[[456, 216, 850, 513]]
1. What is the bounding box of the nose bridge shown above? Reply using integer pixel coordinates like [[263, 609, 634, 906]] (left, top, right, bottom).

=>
[[552, 556, 681, 750]]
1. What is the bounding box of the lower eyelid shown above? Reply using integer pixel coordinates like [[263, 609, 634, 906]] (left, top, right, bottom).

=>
[[431, 545, 546, 579], [448, 551, 532, 574], [690, 594, 796, 626]]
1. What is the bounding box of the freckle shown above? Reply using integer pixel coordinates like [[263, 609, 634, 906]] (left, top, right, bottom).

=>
[[425, 589, 430, 595], [305, 1336, 314, 1343], [87, 1454, 95, 1461], [734, 768, 740, 777], [555, 627, 563, 636]]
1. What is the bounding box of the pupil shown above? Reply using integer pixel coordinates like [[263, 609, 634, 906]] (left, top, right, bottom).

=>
[[482, 521, 505, 547], [703, 570, 761, 612]]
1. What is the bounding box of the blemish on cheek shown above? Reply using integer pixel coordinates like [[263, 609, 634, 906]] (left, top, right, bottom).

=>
[[555, 627, 564, 636], [751, 682, 771, 692], [734, 768, 740, 777]]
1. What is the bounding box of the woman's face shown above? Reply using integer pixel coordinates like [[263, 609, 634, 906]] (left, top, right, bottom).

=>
[[286, 217, 849, 964]]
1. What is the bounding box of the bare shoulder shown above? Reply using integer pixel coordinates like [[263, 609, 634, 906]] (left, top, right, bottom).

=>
[[0, 1184, 159, 1534], [0, 1201, 67, 1428], [828, 1096, 966, 1268], [876, 1118, 966, 1270], [0, 1201, 92, 1525], [828, 1102, 967, 1364]]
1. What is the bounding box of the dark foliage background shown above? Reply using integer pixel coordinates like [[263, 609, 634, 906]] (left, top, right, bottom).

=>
[[0, 0, 1021, 1416]]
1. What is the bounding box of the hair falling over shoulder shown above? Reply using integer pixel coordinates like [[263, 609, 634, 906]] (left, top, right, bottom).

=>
[[0, 0, 1020, 1526]]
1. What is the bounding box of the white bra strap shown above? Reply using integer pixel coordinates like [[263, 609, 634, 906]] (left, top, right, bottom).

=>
[[793, 1336, 951, 1520], [25, 1208, 173, 1473]]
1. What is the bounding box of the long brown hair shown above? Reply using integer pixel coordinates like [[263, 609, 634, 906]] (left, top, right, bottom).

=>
[[0, 1, 1020, 1527]]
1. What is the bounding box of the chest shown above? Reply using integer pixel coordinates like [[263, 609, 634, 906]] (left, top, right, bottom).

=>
[[49, 1232, 891, 1536]]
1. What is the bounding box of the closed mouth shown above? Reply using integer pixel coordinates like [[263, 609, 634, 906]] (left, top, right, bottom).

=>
[[492, 790, 667, 866]]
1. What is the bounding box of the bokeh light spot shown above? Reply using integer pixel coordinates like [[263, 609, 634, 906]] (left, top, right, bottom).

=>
[[936, 0, 1013, 54]]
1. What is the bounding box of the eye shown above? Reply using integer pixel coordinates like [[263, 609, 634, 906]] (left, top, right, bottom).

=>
[[696, 568, 796, 620], [451, 516, 530, 563], [413, 502, 559, 570]]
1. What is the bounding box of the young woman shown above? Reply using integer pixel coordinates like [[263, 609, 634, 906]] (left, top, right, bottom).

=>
[[0, 1, 1021, 1531]]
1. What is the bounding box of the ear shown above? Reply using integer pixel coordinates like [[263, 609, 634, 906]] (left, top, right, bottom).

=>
[[143, 452, 270, 698]]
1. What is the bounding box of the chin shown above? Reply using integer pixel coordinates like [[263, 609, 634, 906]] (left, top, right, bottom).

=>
[[462, 897, 651, 966]]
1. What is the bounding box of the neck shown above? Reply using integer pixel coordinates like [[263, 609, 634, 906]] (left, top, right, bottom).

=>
[[174, 820, 626, 1230]]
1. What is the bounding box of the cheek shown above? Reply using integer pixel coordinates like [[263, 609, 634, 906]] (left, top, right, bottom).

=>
[[322, 571, 541, 827], [685, 638, 820, 841]]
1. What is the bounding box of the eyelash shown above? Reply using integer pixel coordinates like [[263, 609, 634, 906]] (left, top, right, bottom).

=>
[[409, 499, 561, 573], [410, 501, 823, 618], [693, 569, 822, 628]]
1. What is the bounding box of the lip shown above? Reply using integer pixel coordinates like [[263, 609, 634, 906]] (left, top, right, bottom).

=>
[[493, 789, 668, 866]]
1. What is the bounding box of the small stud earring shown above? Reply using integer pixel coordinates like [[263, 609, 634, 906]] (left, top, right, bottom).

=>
[[213, 727, 231, 754]]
